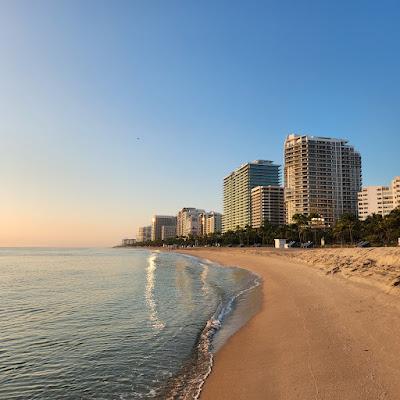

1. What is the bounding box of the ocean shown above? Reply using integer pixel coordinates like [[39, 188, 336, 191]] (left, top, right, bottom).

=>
[[0, 248, 261, 399]]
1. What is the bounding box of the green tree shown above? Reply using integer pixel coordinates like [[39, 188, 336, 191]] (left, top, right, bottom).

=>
[[334, 213, 360, 245]]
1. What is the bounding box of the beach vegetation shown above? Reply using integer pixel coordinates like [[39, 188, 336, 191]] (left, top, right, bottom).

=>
[[129, 207, 400, 248]]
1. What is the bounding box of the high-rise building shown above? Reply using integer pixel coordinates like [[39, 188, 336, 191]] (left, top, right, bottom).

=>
[[151, 215, 177, 241], [161, 225, 177, 241], [251, 186, 285, 227], [223, 160, 280, 232], [137, 226, 152, 242], [176, 208, 205, 237], [200, 212, 223, 235], [358, 176, 400, 220], [284, 134, 362, 225], [358, 186, 393, 220]]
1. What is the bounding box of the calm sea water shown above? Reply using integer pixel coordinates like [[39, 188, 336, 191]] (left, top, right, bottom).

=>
[[0, 248, 261, 399]]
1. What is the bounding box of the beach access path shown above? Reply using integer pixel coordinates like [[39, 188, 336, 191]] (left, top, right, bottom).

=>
[[176, 248, 400, 400]]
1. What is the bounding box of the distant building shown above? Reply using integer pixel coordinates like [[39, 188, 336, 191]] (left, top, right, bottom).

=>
[[358, 176, 400, 220], [284, 134, 362, 225], [223, 160, 280, 232], [137, 226, 152, 242], [177, 208, 195, 236], [151, 215, 177, 241], [200, 212, 223, 235], [251, 186, 285, 228], [205, 212, 222, 234], [176, 208, 205, 237], [161, 225, 177, 240], [122, 238, 136, 246]]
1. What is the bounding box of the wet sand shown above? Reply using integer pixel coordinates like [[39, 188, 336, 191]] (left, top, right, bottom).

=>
[[176, 248, 400, 400]]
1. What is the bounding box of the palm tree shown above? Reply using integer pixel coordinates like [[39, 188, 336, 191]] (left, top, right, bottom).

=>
[[334, 214, 359, 245], [292, 213, 309, 242]]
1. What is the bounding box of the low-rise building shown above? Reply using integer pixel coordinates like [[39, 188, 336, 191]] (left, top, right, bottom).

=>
[[122, 238, 136, 246]]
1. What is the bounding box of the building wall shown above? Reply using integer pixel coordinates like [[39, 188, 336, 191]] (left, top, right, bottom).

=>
[[284, 134, 362, 225], [137, 226, 152, 242], [358, 186, 393, 220], [151, 216, 177, 241], [358, 176, 400, 220], [392, 176, 400, 209], [206, 212, 222, 234], [251, 186, 285, 228], [122, 238, 136, 246], [177, 208, 196, 237], [223, 160, 280, 232], [176, 208, 204, 237], [161, 225, 177, 240]]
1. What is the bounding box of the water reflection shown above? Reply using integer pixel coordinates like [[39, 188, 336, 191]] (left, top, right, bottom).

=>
[[175, 258, 194, 311], [200, 263, 209, 295], [145, 254, 165, 330]]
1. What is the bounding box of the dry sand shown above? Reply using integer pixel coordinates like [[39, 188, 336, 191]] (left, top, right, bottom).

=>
[[176, 247, 400, 400]]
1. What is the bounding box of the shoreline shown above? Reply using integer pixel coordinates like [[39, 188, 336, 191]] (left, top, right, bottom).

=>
[[172, 247, 400, 400]]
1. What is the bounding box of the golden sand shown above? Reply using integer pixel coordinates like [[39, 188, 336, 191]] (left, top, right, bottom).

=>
[[175, 247, 400, 400]]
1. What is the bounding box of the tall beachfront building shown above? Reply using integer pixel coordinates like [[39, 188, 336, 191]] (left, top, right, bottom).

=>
[[284, 134, 362, 225], [251, 186, 285, 227], [222, 160, 280, 232], [137, 226, 152, 242], [151, 215, 177, 241], [358, 176, 400, 220]]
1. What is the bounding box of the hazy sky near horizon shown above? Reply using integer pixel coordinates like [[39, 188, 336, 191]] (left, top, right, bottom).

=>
[[1, 0, 399, 246]]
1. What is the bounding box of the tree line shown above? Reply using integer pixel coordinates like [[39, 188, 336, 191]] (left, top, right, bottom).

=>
[[132, 207, 400, 248]]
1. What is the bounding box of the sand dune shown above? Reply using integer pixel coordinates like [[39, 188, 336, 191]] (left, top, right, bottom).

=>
[[283, 247, 400, 293]]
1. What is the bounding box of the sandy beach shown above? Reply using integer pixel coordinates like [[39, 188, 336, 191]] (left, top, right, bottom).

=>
[[176, 247, 400, 400]]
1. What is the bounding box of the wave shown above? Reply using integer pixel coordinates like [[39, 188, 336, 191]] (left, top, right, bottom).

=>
[[161, 256, 262, 399]]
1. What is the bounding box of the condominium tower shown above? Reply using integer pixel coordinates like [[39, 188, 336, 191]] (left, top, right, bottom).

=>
[[284, 134, 362, 225], [223, 160, 280, 232], [251, 186, 285, 227], [151, 215, 177, 241]]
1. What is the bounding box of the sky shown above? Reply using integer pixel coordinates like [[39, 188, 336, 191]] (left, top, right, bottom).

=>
[[1, 0, 399, 246]]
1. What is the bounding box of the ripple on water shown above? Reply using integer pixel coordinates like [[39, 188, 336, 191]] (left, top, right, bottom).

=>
[[0, 248, 261, 399]]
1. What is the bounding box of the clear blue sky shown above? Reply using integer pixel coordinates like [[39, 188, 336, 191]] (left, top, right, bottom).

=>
[[1, 0, 399, 246]]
